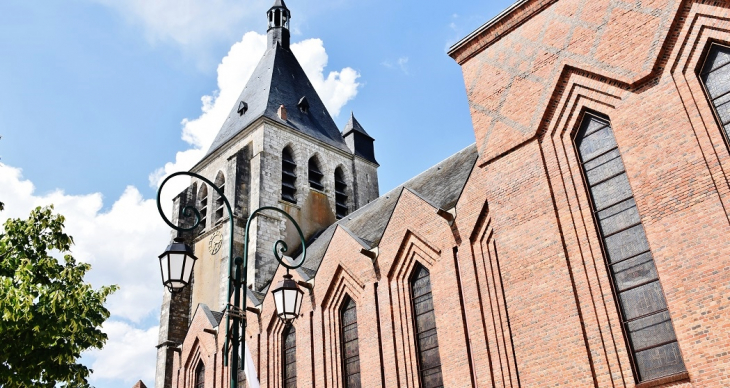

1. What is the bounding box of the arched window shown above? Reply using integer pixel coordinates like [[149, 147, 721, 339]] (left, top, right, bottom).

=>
[[340, 295, 361, 388], [282, 325, 297, 388], [575, 113, 686, 382], [308, 156, 324, 191], [282, 147, 297, 203], [334, 167, 348, 219], [410, 264, 443, 388], [213, 171, 225, 223], [699, 42, 730, 145], [197, 184, 208, 233], [195, 361, 205, 388]]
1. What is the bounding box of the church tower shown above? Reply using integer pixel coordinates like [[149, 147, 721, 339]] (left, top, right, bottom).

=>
[[154, 2, 379, 387]]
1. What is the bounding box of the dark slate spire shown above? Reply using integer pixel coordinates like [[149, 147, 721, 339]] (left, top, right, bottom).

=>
[[202, 3, 352, 160], [342, 112, 378, 165], [267, 0, 290, 48]]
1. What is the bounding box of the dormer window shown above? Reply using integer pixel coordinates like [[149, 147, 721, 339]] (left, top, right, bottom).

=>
[[334, 167, 348, 219], [308, 157, 324, 191], [282, 147, 297, 203], [297, 97, 309, 114]]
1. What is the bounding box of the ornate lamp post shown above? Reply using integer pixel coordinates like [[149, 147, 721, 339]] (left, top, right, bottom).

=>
[[156, 171, 307, 388]]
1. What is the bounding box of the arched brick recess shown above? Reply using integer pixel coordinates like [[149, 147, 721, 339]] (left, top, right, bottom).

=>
[[319, 265, 365, 388], [385, 230, 441, 388], [466, 200, 519, 388]]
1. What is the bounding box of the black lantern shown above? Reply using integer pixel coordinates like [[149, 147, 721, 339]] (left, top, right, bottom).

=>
[[271, 274, 304, 322], [158, 237, 198, 293]]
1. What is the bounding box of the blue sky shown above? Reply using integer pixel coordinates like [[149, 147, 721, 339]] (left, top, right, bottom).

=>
[[0, 0, 516, 386]]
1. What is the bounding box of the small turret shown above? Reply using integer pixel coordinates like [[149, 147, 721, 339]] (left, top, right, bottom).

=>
[[267, 0, 291, 49], [342, 112, 378, 165]]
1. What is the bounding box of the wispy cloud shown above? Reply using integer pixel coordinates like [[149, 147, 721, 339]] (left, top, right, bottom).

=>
[[382, 56, 410, 75]]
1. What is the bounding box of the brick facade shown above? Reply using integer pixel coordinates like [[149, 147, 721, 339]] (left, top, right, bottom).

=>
[[159, 0, 730, 387]]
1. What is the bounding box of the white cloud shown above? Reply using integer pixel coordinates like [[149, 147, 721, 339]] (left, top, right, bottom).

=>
[[149, 32, 361, 189], [87, 321, 158, 384]]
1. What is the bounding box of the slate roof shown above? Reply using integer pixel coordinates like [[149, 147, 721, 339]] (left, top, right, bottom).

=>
[[295, 143, 479, 278], [204, 43, 351, 158], [342, 112, 373, 139]]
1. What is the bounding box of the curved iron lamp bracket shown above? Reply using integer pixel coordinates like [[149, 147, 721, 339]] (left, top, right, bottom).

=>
[[156, 172, 307, 388]]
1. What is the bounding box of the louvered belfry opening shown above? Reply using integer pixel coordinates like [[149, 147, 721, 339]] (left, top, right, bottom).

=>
[[282, 325, 297, 388], [195, 362, 205, 388], [699, 43, 730, 144], [334, 167, 348, 219], [197, 184, 208, 233], [575, 113, 686, 382], [213, 171, 225, 224], [281, 147, 297, 203], [308, 157, 324, 191], [340, 296, 362, 388], [410, 264, 444, 388]]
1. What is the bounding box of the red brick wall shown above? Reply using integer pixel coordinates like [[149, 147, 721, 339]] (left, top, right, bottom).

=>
[[172, 1, 730, 387]]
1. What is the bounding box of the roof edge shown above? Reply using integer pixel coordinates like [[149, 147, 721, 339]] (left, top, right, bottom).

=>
[[448, 0, 554, 63]]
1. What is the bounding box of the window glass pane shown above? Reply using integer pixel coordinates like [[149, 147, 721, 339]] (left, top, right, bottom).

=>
[[598, 199, 641, 236], [604, 224, 650, 263], [611, 252, 658, 291], [585, 153, 625, 186], [627, 311, 677, 351], [590, 173, 634, 211], [635, 342, 686, 381], [619, 281, 668, 321]]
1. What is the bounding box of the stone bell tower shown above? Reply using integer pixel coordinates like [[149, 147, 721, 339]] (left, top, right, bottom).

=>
[[154, 1, 379, 387]]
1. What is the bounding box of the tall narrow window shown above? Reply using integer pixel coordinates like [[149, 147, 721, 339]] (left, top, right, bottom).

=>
[[340, 296, 361, 388], [198, 184, 208, 233], [334, 167, 348, 219], [308, 157, 324, 191], [213, 171, 225, 223], [699, 43, 730, 143], [410, 264, 443, 388], [282, 325, 297, 388], [282, 147, 297, 203], [195, 361, 205, 388], [576, 113, 686, 382]]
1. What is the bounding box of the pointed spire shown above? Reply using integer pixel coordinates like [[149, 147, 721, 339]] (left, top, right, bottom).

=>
[[267, 0, 291, 48], [342, 112, 378, 165], [343, 112, 372, 139]]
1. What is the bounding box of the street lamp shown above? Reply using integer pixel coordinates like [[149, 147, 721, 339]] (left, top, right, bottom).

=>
[[156, 171, 307, 388], [158, 237, 198, 293], [271, 273, 304, 322]]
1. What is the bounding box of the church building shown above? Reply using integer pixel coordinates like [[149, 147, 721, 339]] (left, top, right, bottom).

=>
[[155, 0, 730, 387]]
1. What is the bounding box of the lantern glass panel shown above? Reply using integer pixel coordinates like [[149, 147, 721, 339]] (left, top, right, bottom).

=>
[[294, 290, 303, 315], [169, 253, 186, 280], [284, 288, 297, 313], [274, 289, 285, 315], [160, 255, 170, 283], [182, 256, 195, 283]]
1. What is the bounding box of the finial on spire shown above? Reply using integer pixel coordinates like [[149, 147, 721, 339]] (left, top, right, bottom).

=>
[[267, 0, 291, 48]]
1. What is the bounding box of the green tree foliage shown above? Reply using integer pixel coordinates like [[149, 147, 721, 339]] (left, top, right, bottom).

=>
[[0, 205, 117, 387]]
